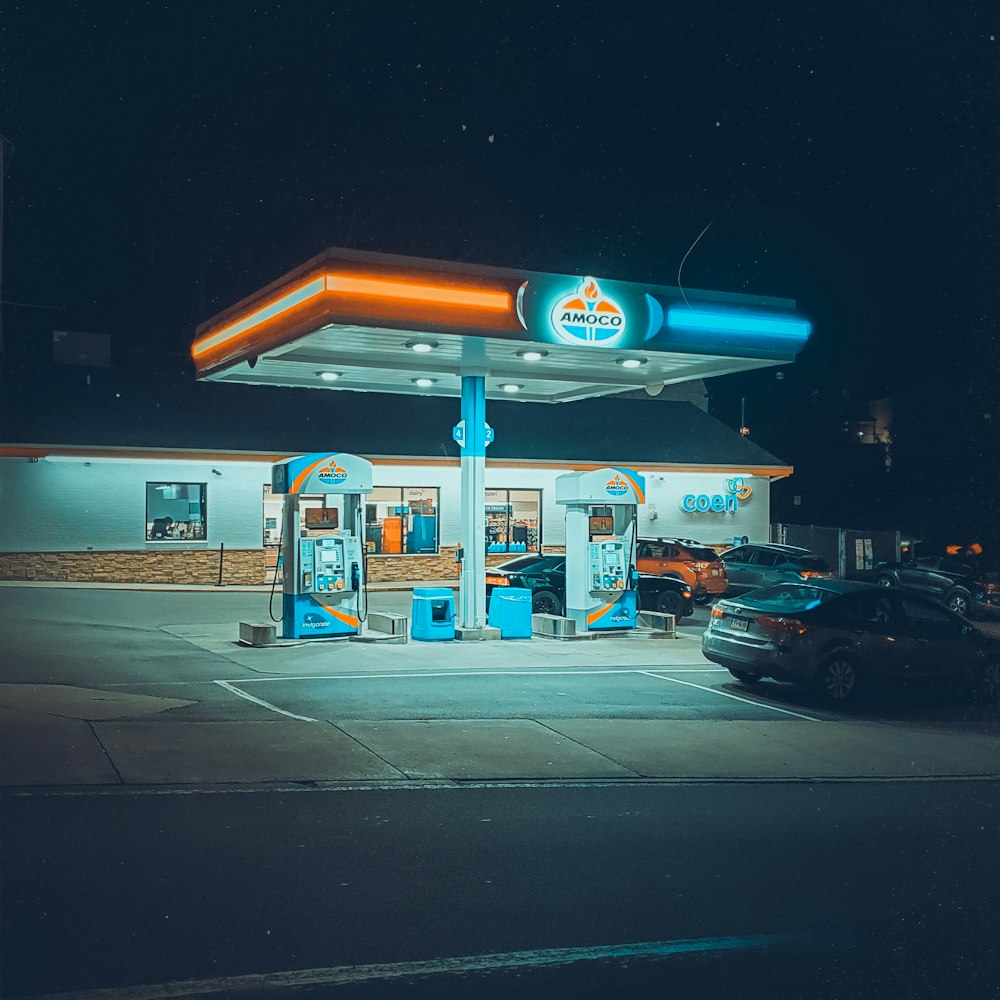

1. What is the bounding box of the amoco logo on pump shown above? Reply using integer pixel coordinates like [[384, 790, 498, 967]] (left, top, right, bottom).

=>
[[605, 474, 629, 497], [318, 464, 348, 486], [550, 277, 627, 346]]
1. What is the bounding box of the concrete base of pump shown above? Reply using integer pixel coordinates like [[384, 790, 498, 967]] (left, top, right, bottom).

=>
[[533, 611, 677, 640], [238, 621, 278, 646], [636, 610, 676, 636], [454, 625, 502, 641], [532, 613, 577, 638], [366, 612, 409, 637]]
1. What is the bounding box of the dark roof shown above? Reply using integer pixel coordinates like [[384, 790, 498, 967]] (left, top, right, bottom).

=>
[[6, 374, 788, 468]]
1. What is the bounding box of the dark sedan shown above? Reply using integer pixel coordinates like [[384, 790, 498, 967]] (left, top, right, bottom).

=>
[[485, 554, 694, 619], [702, 579, 1000, 706], [872, 555, 1000, 618]]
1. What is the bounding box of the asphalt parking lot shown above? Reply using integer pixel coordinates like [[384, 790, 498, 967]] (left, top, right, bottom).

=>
[[3, 583, 1000, 787]]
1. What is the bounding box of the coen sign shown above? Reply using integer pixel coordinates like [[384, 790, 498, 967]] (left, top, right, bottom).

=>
[[680, 477, 752, 514]]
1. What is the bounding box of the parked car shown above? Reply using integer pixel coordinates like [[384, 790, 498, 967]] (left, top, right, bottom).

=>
[[719, 542, 833, 594], [485, 553, 694, 618], [636, 537, 728, 603], [872, 555, 1000, 618], [701, 579, 1000, 706]]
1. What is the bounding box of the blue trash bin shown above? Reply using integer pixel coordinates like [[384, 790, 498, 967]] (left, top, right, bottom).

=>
[[487, 586, 533, 639], [411, 587, 456, 641]]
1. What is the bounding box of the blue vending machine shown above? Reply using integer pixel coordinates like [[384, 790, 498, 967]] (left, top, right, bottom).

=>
[[407, 514, 438, 554]]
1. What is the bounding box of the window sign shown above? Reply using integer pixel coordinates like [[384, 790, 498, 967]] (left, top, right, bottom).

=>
[[367, 487, 440, 555], [146, 483, 206, 540], [485, 489, 542, 552]]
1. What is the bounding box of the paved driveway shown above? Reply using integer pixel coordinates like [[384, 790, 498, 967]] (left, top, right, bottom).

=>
[[2, 584, 1000, 787]]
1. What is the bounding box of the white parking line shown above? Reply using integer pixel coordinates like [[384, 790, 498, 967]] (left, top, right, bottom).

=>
[[225, 668, 728, 684], [213, 680, 318, 722], [638, 671, 823, 722]]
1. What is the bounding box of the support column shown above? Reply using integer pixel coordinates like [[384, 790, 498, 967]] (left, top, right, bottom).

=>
[[563, 502, 590, 632], [458, 374, 487, 629]]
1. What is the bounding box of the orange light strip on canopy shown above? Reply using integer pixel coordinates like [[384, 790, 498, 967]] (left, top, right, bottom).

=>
[[191, 271, 513, 363], [324, 274, 511, 310], [192, 277, 327, 360]]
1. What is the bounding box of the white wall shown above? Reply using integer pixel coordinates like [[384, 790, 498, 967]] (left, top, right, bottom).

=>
[[0, 458, 269, 552], [0, 458, 772, 553]]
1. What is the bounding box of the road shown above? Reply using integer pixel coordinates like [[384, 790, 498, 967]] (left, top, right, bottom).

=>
[[4, 780, 1000, 998]]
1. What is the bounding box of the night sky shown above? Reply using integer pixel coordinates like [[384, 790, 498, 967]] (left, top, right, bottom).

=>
[[2, 3, 997, 543]]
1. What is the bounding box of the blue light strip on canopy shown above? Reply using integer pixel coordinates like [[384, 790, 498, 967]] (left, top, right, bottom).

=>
[[667, 307, 811, 341]]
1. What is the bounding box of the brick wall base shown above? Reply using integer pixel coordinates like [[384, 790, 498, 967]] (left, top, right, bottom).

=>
[[0, 550, 267, 586], [0, 545, 567, 586]]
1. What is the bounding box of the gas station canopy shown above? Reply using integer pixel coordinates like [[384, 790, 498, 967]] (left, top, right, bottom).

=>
[[192, 247, 811, 402], [192, 246, 811, 633]]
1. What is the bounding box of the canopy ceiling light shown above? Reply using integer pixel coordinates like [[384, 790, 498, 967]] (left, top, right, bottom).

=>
[[617, 357, 647, 369], [516, 349, 548, 361], [405, 340, 438, 353], [316, 370, 341, 381], [412, 377, 438, 387]]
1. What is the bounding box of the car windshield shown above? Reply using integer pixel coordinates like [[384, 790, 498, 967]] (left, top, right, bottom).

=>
[[495, 555, 550, 572], [496, 555, 564, 573], [735, 584, 839, 610], [686, 546, 721, 562]]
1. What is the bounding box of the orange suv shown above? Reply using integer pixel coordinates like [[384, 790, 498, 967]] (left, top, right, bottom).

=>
[[636, 537, 729, 604]]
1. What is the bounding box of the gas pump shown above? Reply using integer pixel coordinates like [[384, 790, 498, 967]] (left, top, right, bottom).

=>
[[555, 467, 646, 633], [271, 452, 373, 639]]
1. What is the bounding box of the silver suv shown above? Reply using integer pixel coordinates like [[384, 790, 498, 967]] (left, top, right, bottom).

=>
[[720, 543, 833, 594]]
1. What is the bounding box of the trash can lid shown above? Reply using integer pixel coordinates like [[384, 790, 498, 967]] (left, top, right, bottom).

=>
[[413, 587, 455, 599]]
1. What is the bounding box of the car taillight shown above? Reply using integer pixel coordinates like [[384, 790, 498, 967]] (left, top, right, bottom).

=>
[[486, 575, 509, 586], [756, 615, 808, 635], [797, 570, 823, 579], [711, 605, 725, 619], [683, 589, 692, 599]]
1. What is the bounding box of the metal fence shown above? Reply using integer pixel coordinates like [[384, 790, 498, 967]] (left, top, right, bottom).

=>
[[771, 524, 902, 580]]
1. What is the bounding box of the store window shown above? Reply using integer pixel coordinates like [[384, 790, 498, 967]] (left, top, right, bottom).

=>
[[485, 488, 542, 552], [366, 487, 439, 555], [146, 482, 206, 541]]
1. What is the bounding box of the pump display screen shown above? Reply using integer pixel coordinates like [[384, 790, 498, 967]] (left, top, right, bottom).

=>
[[318, 548, 341, 565]]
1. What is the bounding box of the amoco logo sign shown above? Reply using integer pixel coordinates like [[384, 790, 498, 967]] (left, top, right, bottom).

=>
[[317, 464, 348, 486], [550, 276, 627, 346], [605, 474, 630, 497]]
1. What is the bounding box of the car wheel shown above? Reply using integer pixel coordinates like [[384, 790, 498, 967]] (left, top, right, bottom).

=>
[[945, 589, 972, 617], [694, 593, 711, 605], [655, 590, 685, 617], [976, 661, 1000, 704], [729, 668, 762, 684], [818, 655, 861, 705], [531, 590, 562, 616], [874, 574, 894, 588]]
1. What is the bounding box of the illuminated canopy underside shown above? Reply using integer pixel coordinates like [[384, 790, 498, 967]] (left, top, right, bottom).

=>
[[193, 247, 811, 404]]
